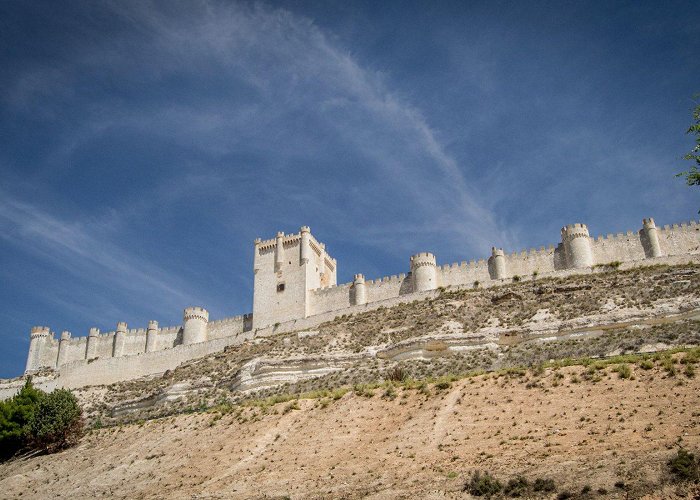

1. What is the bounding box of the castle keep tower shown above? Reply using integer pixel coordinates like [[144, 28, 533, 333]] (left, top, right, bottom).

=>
[[641, 218, 663, 258], [561, 223, 593, 269], [410, 252, 438, 292], [183, 307, 209, 345], [252, 226, 337, 329]]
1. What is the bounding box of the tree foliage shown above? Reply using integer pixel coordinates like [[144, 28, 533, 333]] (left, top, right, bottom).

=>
[[28, 389, 83, 453], [0, 379, 83, 460], [677, 97, 700, 187], [0, 378, 45, 459]]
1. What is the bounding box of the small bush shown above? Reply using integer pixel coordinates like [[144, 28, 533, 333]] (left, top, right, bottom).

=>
[[465, 471, 502, 497], [504, 476, 529, 497], [28, 389, 83, 453], [638, 359, 654, 370], [385, 366, 408, 382], [668, 448, 699, 482], [616, 364, 632, 379], [533, 478, 556, 492], [435, 380, 451, 390]]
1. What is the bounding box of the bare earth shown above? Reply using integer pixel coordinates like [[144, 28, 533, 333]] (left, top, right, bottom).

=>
[[1, 363, 698, 499]]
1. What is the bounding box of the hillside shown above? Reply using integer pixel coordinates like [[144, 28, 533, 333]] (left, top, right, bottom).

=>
[[1, 360, 699, 498], [73, 263, 700, 425], [1, 263, 700, 498]]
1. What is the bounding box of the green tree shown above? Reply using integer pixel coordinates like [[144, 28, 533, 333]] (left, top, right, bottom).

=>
[[28, 389, 83, 453], [0, 378, 45, 459], [677, 97, 700, 187]]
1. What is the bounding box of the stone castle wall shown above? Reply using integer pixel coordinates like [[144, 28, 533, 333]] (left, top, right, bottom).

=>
[[10, 217, 700, 394]]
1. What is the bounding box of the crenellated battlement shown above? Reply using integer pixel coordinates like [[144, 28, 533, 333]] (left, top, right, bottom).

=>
[[561, 223, 590, 241], [30, 326, 51, 338], [184, 306, 209, 323], [21, 216, 700, 382]]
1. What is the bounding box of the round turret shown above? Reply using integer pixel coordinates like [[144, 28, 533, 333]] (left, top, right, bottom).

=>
[[57, 331, 71, 367], [183, 306, 209, 345], [490, 247, 507, 280], [300, 226, 311, 264], [560, 223, 593, 269], [26, 326, 51, 373], [113, 322, 127, 358], [275, 232, 285, 271], [146, 320, 159, 352], [642, 218, 662, 258], [353, 273, 367, 305], [410, 252, 438, 292], [86, 327, 99, 359]]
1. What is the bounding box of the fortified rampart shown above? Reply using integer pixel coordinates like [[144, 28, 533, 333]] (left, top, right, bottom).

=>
[[10, 217, 700, 393]]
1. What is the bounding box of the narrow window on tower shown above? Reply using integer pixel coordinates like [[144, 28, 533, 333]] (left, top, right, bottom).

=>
[[277, 283, 285, 292]]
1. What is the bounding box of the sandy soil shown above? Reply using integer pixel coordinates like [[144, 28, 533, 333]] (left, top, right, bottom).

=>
[[1, 364, 698, 499]]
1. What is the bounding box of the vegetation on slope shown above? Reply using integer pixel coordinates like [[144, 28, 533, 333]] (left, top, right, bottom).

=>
[[0, 379, 83, 460]]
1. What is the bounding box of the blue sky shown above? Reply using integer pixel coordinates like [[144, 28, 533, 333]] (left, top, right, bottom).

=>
[[0, 1, 698, 377]]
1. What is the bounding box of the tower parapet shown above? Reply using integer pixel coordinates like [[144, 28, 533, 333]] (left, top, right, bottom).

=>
[[146, 320, 159, 352], [183, 307, 209, 345], [113, 322, 127, 357], [410, 252, 438, 292], [489, 247, 507, 279], [561, 223, 593, 269], [641, 218, 662, 258], [353, 273, 367, 305]]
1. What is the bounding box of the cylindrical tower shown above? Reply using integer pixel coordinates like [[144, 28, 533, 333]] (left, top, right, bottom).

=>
[[113, 322, 127, 357], [182, 307, 209, 345], [300, 226, 311, 264], [490, 247, 507, 280], [353, 274, 367, 305], [561, 223, 593, 269], [275, 232, 284, 271], [56, 331, 71, 367], [642, 218, 662, 258], [25, 326, 50, 373], [410, 252, 438, 292], [85, 327, 99, 359], [146, 320, 159, 353]]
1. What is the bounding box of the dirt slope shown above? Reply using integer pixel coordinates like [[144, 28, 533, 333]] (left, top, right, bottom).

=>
[[1, 362, 698, 499]]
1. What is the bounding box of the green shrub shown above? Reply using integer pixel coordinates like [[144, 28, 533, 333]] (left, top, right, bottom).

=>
[[504, 476, 529, 497], [638, 359, 654, 370], [616, 364, 632, 379], [668, 448, 699, 482], [533, 478, 556, 492], [385, 366, 408, 382], [464, 471, 502, 497], [28, 389, 83, 453]]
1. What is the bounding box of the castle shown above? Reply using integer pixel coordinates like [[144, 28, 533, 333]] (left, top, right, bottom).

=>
[[18, 217, 700, 389]]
